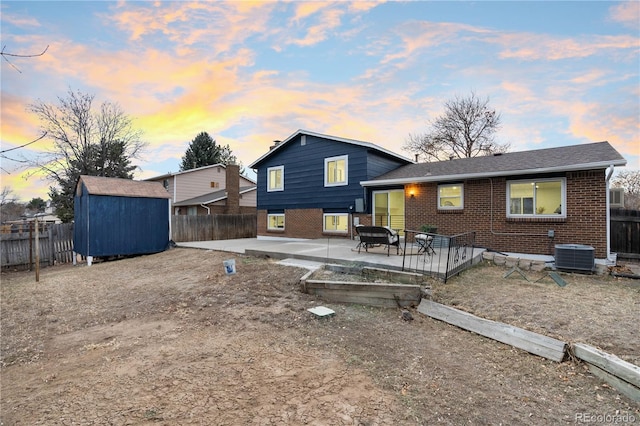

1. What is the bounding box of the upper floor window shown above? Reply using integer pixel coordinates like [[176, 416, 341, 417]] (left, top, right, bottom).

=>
[[438, 184, 463, 209], [325, 155, 348, 187], [507, 178, 565, 217], [267, 166, 284, 192]]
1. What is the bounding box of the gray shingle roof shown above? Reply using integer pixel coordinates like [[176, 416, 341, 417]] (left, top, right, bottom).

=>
[[173, 186, 256, 207], [78, 175, 171, 198], [362, 141, 626, 186]]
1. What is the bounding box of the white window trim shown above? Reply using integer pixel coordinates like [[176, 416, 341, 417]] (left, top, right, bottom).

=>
[[267, 213, 285, 230], [323, 213, 349, 234], [506, 177, 566, 218], [324, 155, 348, 187], [437, 183, 464, 210], [267, 165, 284, 192]]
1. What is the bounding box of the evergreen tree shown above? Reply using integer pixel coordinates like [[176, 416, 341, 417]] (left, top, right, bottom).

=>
[[26, 197, 47, 213], [179, 132, 240, 171]]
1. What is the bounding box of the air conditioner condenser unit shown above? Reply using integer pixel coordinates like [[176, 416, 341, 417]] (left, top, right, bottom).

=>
[[554, 244, 595, 272]]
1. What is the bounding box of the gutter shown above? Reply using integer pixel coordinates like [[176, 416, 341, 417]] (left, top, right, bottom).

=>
[[360, 160, 627, 187]]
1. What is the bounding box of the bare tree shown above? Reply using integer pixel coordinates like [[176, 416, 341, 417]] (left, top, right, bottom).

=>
[[405, 92, 508, 162], [611, 170, 640, 209], [28, 89, 147, 222], [0, 187, 25, 223], [0, 186, 17, 206]]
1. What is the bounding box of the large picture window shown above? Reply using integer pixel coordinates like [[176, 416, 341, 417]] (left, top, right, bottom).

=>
[[267, 214, 285, 230], [507, 178, 565, 217], [267, 166, 284, 192], [323, 213, 348, 233], [438, 184, 463, 209], [324, 155, 348, 187]]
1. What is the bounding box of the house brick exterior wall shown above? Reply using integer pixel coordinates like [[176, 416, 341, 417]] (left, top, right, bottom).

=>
[[404, 170, 608, 257], [257, 209, 372, 239]]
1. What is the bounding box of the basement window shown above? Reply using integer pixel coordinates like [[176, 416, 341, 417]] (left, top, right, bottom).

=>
[[323, 213, 348, 233], [267, 214, 285, 230]]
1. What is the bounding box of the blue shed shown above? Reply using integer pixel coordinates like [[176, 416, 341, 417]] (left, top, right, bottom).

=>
[[74, 175, 171, 260]]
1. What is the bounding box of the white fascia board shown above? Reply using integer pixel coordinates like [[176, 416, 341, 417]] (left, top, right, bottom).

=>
[[360, 160, 627, 187], [176, 196, 226, 206]]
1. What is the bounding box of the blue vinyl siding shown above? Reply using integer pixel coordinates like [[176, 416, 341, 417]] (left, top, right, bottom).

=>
[[366, 151, 407, 180], [74, 184, 169, 257], [254, 133, 410, 214], [256, 135, 367, 210]]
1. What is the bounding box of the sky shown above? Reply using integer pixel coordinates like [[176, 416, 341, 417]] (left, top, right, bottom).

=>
[[1, 0, 639, 203]]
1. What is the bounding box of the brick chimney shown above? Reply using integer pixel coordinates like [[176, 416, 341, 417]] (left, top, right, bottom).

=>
[[225, 163, 240, 214]]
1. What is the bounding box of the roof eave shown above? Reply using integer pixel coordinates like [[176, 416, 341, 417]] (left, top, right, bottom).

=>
[[174, 187, 256, 206], [249, 129, 414, 169], [360, 159, 627, 187]]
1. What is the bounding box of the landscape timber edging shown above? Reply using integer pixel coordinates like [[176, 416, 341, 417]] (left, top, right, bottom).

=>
[[572, 343, 640, 402], [417, 299, 567, 362]]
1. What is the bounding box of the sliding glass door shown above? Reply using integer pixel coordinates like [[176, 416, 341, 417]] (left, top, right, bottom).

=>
[[373, 190, 405, 233]]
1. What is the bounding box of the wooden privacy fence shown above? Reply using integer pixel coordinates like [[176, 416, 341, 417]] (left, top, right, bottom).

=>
[[171, 214, 256, 242], [610, 208, 640, 260], [1, 223, 74, 270]]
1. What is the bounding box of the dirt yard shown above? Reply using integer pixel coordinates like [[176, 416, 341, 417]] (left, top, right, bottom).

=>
[[1, 248, 638, 425]]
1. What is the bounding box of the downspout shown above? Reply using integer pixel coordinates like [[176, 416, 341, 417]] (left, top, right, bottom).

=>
[[605, 165, 615, 265], [201, 204, 211, 215], [173, 176, 177, 203], [168, 200, 172, 242]]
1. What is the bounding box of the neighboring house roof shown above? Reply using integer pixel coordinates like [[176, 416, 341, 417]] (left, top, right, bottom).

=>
[[145, 163, 257, 185], [173, 186, 256, 207], [248, 129, 414, 169], [77, 175, 171, 199], [361, 141, 626, 186]]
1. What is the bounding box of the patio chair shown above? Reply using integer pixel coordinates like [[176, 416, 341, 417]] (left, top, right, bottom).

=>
[[415, 233, 435, 256]]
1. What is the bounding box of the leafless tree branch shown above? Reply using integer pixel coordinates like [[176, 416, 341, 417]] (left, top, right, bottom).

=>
[[0, 132, 48, 154], [1, 45, 49, 73]]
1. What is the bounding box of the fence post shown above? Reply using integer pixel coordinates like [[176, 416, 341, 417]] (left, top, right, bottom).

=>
[[48, 226, 54, 266], [35, 218, 40, 282], [29, 223, 33, 271]]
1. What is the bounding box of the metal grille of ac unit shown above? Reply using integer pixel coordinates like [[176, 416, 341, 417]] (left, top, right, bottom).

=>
[[554, 244, 595, 272]]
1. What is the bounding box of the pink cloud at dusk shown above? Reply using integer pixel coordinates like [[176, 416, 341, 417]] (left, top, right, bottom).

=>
[[608, 1, 640, 28], [2, 1, 637, 202]]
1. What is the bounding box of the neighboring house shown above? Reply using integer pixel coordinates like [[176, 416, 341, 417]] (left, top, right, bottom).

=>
[[361, 141, 626, 260], [251, 131, 626, 260], [248, 130, 413, 239], [146, 164, 256, 215], [73, 175, 171, 263]]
